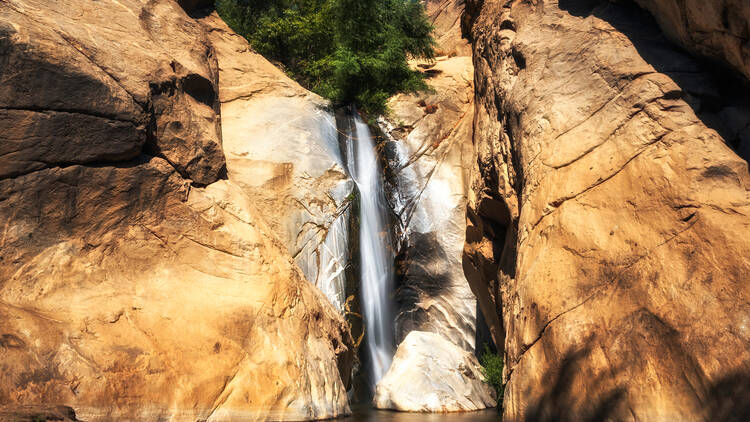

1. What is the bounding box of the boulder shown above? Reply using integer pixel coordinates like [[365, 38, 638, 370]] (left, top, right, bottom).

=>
[[0, 0, 352, 420], [373, 331, 497, 412], [0, 0, 225, 185], [463, 0, 750, 420]]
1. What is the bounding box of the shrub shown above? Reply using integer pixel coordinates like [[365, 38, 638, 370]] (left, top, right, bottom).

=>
[[479, 343, 504, 405], [216, 0, 435, 115]]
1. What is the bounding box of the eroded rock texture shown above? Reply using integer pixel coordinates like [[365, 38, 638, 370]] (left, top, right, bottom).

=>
[[0, 0, 352, 420], [0, 0, 225, 185], [373, 331, 496, 412], [380, 0, 478, 351], [463, 0, 750, 420], [634, 0, 750, 81], [203, 13, 354, 311]]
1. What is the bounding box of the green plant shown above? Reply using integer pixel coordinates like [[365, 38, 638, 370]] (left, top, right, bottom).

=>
[[479, 343, 504, 405], [216, 0, 435, 115]]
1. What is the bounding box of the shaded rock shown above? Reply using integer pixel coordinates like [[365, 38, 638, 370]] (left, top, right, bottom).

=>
[[0, 0, 225, 184], [177, 0, 214, 13], [201, 13, 354, 311], [463, 0, 750, 420], [380, 2, 479, 352], [373, 331, 496, 412], [0, 109, 144, 179], [0, 406, 80, 422], [634, 0, 750, 81]]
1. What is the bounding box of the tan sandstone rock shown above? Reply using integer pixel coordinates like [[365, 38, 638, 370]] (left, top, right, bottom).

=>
[[463, 0, 750, 420], [424, 0, 473, 57], [373, 331, 496, 412], [634, 0, 750, 81], [201, 13, 354, 311], [0, 0, 353, 420], [0, 0, 225, 184]]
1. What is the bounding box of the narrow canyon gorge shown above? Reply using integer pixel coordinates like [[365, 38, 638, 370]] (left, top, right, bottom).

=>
[[0, 0, 748, 421]]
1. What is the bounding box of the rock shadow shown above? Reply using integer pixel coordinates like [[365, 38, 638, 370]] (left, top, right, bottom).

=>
[[558, 0, 750, 162], [522, 344, 627, 422], [520, 335, 750, 422]]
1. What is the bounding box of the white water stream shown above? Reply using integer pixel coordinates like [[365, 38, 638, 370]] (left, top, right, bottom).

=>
[[344, 109, 395, 386]]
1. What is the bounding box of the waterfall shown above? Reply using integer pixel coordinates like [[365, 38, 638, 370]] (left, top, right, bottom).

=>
[[315, 207, 349, 311], [343, 109, 395, 386]]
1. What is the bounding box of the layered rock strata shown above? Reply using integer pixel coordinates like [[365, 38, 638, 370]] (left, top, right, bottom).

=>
[[463, 0, 750, 420], [0, 0, 353, 420]]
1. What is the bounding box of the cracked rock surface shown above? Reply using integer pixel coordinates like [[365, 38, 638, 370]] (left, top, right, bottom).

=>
[[463, 0, 750, 420], [634, 0, 750, 81], [0, 0, 352, 420]]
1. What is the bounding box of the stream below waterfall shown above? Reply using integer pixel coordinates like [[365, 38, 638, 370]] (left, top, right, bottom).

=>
[[346, 406, 499, 421]]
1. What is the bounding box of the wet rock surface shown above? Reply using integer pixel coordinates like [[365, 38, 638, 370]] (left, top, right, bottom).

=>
[[373, 331, 496, 412], [381, 0, 479, 352], [463, 0, 750, 420], [202, 12, 354, 311]]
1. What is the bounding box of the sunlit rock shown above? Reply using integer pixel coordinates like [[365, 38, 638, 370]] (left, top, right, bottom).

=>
[[379, 1, 481, 353], [373, 331, 497, 412], [0, 2, 353, 420], [463, 0, 750, 420], [203, 13, 354, 310]]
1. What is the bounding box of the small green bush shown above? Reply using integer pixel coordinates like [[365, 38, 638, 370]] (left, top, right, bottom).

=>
[[479, 343, 504, 405], [216, 0, 435, 115]]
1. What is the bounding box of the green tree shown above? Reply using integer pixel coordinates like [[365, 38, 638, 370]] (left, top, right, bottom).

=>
[[479, 343, 504, 406], [216, 0, 434, 115]]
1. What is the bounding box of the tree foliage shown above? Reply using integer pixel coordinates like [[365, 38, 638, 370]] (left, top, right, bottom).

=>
[[216, 0, 435, 114], [480, 343, 504, 405]]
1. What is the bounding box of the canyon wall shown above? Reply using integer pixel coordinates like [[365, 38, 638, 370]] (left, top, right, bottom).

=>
[[0, 0, 352, 420], [463, 0, 750, 421], [634, 0, 750, 82]]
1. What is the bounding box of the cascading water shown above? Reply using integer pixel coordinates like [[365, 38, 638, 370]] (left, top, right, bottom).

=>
[[343, 109, 395, 387]]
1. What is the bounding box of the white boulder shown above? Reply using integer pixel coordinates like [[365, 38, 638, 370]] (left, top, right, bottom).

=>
[[373, 331, 497, 412]]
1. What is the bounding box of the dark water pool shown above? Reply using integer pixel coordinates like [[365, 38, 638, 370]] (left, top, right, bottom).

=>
[[344, 406, 500, 422]]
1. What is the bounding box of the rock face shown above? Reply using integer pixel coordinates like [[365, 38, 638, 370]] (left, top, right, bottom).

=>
[[202, 13, 354, 311], [0, 406, 80, 422], [634, 0, 750, 81], [373, 331, 497, 412], [0, 0, 225, 185], [424, 0, 473, 57], [463, 0, 750, 421], [0, 0, 352, 420], [380, 0, 479, 352]]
